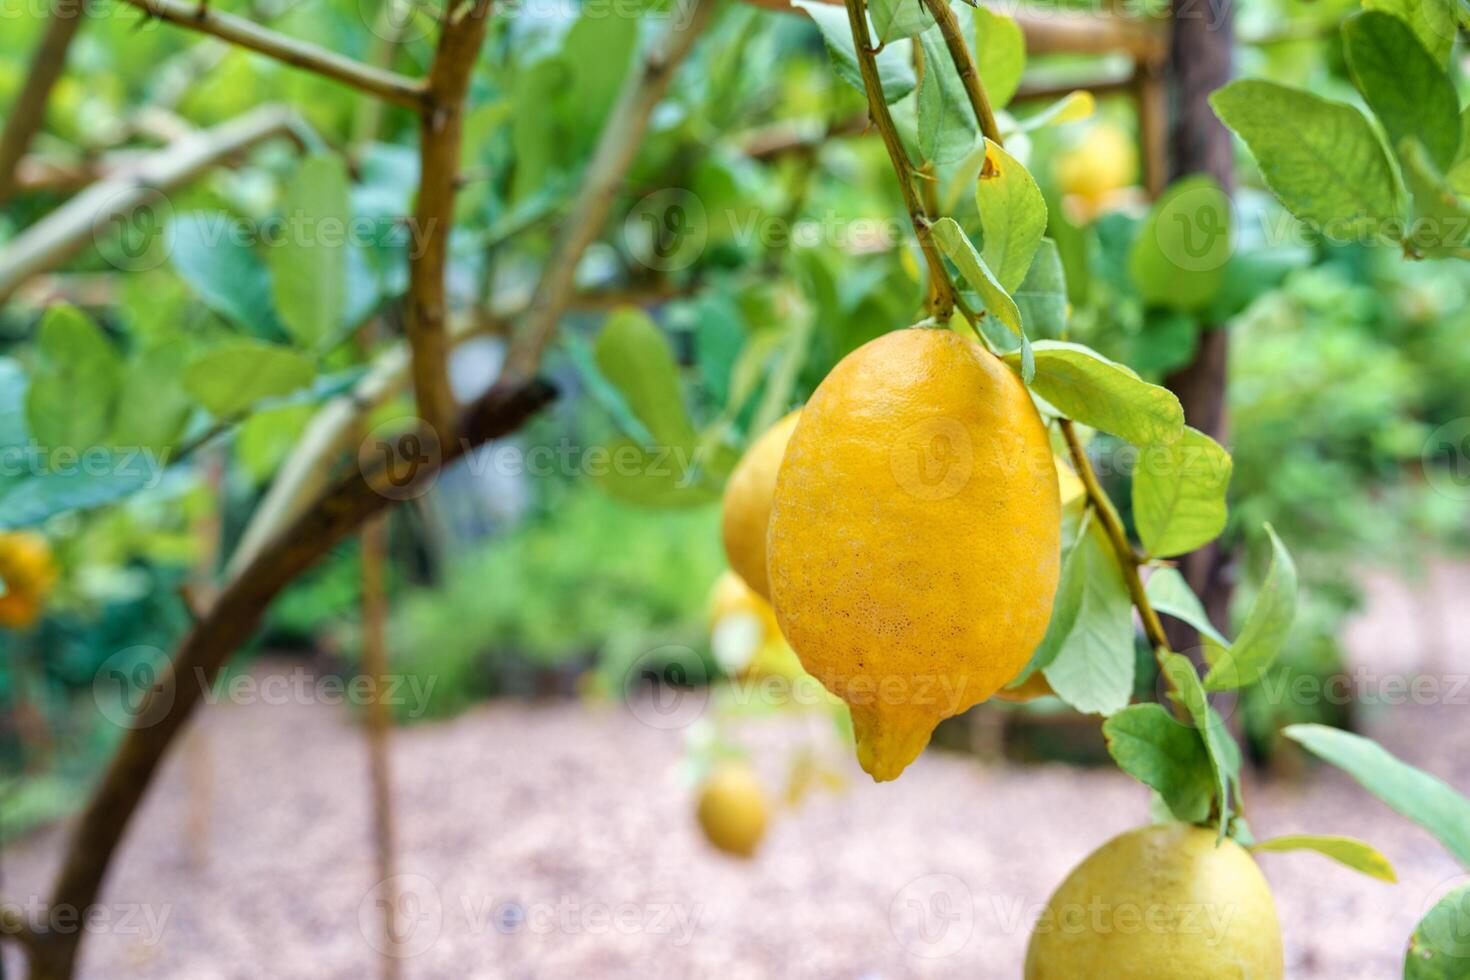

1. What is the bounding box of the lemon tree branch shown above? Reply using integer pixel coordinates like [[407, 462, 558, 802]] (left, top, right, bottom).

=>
[[0, 0, 86, 205]]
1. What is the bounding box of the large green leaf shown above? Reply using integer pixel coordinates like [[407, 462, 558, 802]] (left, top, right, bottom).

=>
[[1013, 239, 1067, 340], [1132, 426, 1232, 559], [1211, 80, 1401, 241], [971, 6, 1024, 108], [1401, 139, 1470, 255], [25, 305, 122, 452], [1204, 525, 1297, 690], [268, 154, 350, 347], [930, 217, 1029, 374], [182, 342, 317, 417], [868, 0, 933, 41], [168, 212, 285, 340], [1103, 702, 1215, 823], [1145, 567, 1229, 647], [1285, 724, 1470, 867], [1004, 341, 1184, 446], [1008, 508, 1090, 687], [1364, 0, 1458, 66], [917, 29, 979, 165], [794, 1, 916, 104], [1406, 884, 1470, 978], [1128, 176, 1232, 311], [1251, 835, 1397, 882], [1042, 519, 1136, 716], [1343, 11, 1461, 172], [592, 308, 698, 451], [977, 139, 1047, 292], [1163, 652, 1240, 838]]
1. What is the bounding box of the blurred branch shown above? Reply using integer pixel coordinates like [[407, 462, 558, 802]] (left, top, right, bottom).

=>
[[28, 377, 556, 980], [0, 0, 87, 205], [503, 0, 720, 381], [0, 902, 33, 949], [404, 0, 495, 441], [0, 106, 302, 307], [117, 0, 428, 109]]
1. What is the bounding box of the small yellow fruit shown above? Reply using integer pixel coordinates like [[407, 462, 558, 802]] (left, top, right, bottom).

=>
[[768, 328, 1060, 781], [707, 569, 800, 680], [1025, 823, 1285, 979], [720, 411, 801, 600], [0, 532, 58, 629], [1054, 123, 1138, 211], [696, 762, 769, 858]]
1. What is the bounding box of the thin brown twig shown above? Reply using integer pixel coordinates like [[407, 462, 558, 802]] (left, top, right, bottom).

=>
[[0, 0, 87, 205], [919, 0, 1001, 144], [503, 0, 720, 381], [116, 0, 427, 109]]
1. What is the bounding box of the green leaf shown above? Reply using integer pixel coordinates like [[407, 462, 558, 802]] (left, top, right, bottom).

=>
[[182, 341, 317, 417], [1132, 425, 1232, 558], [0, 462, 156, 531], [1401, 139, 1470, 255], [1103, 703, 1215, 824], [591, 437, 719, 508], [1285, 724, 1470, 867], [1204, 525, 1297, 690], [268, 153, 350, 346], [1004, 341, 1185, 446], [1013, 239, 1067, 340], [1010, 508, 1090, 686], [1145, 567, 1230, 648], [1013, 91, 1095, 134], [929, 217, 1026, 370], [977, 139, 1048, 292], [1042, 518, 1135, 716], [1128, 176, 1232, 311], [592, 308, 698, 451], [1364, 0, 1457, 67], [169, 212, 286, 340], [868, 0, 933, 41], [1211, 80, 1401, 240], [972, 6, 1025, 108], [1343, 11, 1461, 172], [25, 306, 122, 452], [794, 1, 917, 105], [1251, 835, 1397, 883], [1162, 652, 1240, 838], [109, 341, 194, 456], [1406, 884, 1470, 978], [236, 403, 316, 485], [917, 29, 979, 165]]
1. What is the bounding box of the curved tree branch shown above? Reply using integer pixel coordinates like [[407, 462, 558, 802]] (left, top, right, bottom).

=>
[[0, 0, 86, 205]]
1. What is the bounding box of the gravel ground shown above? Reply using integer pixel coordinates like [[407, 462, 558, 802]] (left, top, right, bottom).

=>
[[4, 561, 1468, 979]]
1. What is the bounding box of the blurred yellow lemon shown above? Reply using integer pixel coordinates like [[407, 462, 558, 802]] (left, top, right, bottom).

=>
[[767, 328, 1060, 781], [720, 411, 800, 600], [1055, 123, 1138, 219], [0, 532, 57, 629], [696, 761, 769, 858], [1026, 823, 1284, 979]]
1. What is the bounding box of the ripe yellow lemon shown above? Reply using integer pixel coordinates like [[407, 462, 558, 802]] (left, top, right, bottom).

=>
[[767, 328, 1060, 781], [696, 761, 769, 858], [708, 569, 803, 681], [721, 411, 801, 600], [1055, 123, 1138, 214], [0, 532, 58, 629], [1025, 823, 1284, 979]]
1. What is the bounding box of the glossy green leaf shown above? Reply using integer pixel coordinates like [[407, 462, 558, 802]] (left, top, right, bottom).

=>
[[1211, 80, 1401, 241], [592, 308, 698, 451], [917, 29, 979, 165], [794, 1, 917, 104], [1103, 702, 1215, 824], [1406, 884, 1470, 978], [25, 305, 122, 452], [1133, 426, 1233, 558], [868, 0, 933, 41], [1009, 508, 1090, 687], [1163, 652, 1240, 838], [1013, 239, 1067, 340], [1364, 0, 1457, 66], [977, 139, 1048, 292], [1128, 176, 1232, 311], [1251, 835, 1397, 882], [929, 217, 1026, 372], [1042, 518, 1135, 716], [1204, 525, 1297, 690], [1401, 139, 1470, 255], [1145, 567, 1230, 648], [1285, 724, 1470, 867], [972, 6, 1025, 108], [268, 154, 350, 346], [1004, 341, 1185, 446], [182, 342, 317, 417], [1343, 11, 1460, 172]]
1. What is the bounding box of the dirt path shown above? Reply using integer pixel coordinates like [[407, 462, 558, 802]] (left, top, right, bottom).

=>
[[4, 561, 1469, 979]]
